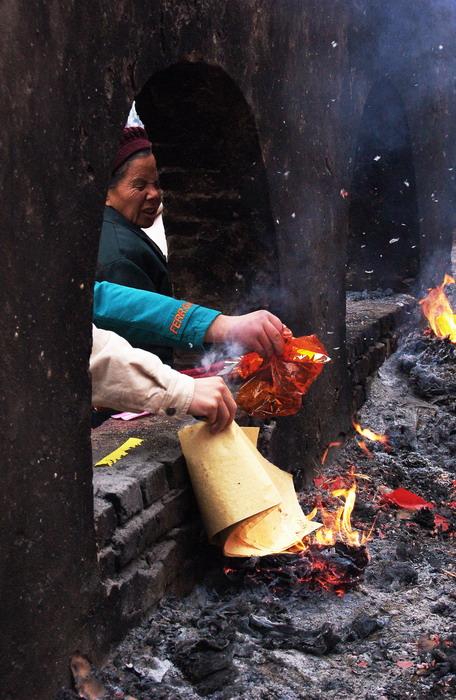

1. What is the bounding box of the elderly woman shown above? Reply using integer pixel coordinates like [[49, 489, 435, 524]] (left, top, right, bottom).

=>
[[96, 127, 287, 365]]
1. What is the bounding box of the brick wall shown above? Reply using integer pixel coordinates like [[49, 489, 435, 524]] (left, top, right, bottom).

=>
[[91, 416, 210, 639], [346, 295, 414, 411]]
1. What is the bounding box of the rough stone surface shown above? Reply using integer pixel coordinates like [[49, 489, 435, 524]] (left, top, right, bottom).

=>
[[93, 497, 118, 548], [93, 472, 144, 525]]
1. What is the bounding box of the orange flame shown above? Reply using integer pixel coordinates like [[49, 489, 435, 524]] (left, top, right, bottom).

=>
[[312, 483, 371, 547], [357, 440, 373, 458], [419, 274, 456, 343], [291, 480, 372, 551], [353, 421, 390, 450], [321, 441, 343, 465]]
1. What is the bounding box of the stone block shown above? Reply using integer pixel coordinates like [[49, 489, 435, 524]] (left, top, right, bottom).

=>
[[352, 383, 366, 411], [93, 472, 143, 525], [367, 341, 387, 373], [112, 490, 193, 569], [98, 545, 117, 580], [379, 311, 395, 335], [118, 461, 169, 507], [163, 454, 190, 489], [353, 356, 370, 384], [142, 489, 193, 547], [117, 560, 167, 623], [93, 497, 117, 548]]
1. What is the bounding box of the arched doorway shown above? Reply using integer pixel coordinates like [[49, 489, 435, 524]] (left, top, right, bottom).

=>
[[347, 80, 420, 292], [135, 62, 280, 317]]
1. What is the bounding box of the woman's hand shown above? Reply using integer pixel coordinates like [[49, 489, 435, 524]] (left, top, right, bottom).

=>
[[187, 377, 237, 433], [204, 310, 287, 356]]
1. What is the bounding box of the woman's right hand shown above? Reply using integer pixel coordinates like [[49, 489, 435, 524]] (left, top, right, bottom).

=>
[[187, 377, 237, 433]]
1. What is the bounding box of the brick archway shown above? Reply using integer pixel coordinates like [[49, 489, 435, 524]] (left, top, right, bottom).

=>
[[136, 62, 281, 317]]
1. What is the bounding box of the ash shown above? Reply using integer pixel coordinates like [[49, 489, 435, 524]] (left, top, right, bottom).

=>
[[63, 343, 455, 699]]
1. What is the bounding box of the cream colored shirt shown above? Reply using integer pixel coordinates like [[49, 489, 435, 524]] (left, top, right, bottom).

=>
[[91, 325, 195, 418]]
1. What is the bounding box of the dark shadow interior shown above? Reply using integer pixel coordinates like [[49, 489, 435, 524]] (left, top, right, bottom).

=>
[[135, 62, 281, 316], [347, 80, 420, 292]]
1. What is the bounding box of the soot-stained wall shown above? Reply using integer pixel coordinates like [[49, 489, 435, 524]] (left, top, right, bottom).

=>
[[1, 2, 455, 698]]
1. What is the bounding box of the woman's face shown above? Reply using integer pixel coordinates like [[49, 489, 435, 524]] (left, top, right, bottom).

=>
[[106, 154, 162, 228]]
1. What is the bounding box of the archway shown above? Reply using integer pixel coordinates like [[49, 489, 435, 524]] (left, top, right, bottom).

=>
[[135, 62, 280, 318]]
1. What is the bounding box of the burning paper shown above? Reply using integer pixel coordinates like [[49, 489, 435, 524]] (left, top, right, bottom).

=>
[[234, 330, 330, 418], [419, 274, 456, 343], [178, 421, 321, 557]]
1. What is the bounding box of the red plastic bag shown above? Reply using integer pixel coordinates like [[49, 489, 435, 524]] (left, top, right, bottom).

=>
[[233, 329, 330, 417]]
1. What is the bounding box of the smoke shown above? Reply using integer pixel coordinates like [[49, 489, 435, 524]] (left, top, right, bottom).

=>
[[346, 0, 456, 292]]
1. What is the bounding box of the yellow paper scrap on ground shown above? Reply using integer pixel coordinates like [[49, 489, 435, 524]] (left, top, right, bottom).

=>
[[95, 438, 143, 467], [178, 421, 321, 557]]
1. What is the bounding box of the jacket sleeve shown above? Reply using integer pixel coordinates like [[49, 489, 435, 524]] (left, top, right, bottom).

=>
[[90, 325, 195, 418], [93, 280, 221, 350]]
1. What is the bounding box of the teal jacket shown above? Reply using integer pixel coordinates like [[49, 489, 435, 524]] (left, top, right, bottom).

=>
[[93, 281, 221, 351]]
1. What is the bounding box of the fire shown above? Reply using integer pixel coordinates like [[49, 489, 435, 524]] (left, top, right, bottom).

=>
[[321, 441, 343, 465], [309, 482, 371, 548], [419, 274, 456, 343], [224, 477, 372, 596], [353, 421, 390, 450], [288, 478, 372, 553]]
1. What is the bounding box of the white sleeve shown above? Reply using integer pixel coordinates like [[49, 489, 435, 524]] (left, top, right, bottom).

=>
[[90, 324, 195, 418]]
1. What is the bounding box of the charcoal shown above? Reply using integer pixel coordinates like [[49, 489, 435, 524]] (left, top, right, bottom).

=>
[[173, 636, 236, 687], [248, 614, 295, 635], [413, 508, 435, 529], [346, 614, 384, 640], [395, 541, 422, 561], [387, 424, 418, 451], [431, 601, 454, 616], [262, 621, 341, 656], [384, 562, 418, 586]]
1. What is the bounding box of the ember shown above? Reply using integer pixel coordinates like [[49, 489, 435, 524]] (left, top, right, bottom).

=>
[[223, 543, 370, 597]]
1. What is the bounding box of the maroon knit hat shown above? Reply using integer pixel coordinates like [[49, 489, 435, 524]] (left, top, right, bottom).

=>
[[111, 126, 152, 174]]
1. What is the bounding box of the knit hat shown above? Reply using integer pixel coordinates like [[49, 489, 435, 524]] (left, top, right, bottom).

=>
[[111, 126, 152, 174]]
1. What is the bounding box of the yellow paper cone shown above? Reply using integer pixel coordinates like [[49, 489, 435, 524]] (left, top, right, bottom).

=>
[[178, 421, 321, 557]]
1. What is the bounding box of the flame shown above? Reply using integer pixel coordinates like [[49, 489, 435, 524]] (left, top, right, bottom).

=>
[[321, 441, 343, 465], [357, 440, 373, 458], [225, 476, 372, 596], [419, 274, 456, 343], [353, 421, 390, 450], [312, 483, 371, 547], [291, 480, 372, 551]]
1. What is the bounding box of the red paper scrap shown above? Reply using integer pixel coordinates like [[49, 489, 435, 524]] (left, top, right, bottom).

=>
[[433, 513, 451, 532], [380, 488, 434, 511], [396, 660, 414, 670], [313, 475, 349, 491]]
